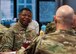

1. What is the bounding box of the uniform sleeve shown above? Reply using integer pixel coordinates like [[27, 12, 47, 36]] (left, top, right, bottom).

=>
[[35, 21, 39, 35], [25, 36, 42, 54], [0, 30, 14, 52], [27, 20, 39, 35]]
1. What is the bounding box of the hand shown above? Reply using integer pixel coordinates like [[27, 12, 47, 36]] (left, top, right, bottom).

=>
[[0, 51, 16, 54], [16, 47, 25, 54]]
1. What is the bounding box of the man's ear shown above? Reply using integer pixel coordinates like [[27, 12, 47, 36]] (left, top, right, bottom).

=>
[[54, 16, 56, 21], [54, 15, 57, 23]]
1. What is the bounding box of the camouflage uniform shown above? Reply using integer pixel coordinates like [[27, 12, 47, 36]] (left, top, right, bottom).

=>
[[25, 29, 76, 54], [0, 20, 39, 51], [0, 24, 8, 52], [0, 24, 8, 41], [46, 22, 56, 34]]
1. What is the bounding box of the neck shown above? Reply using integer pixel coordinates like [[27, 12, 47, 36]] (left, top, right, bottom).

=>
[[18, 21, 28, 28], [56, 23, 72, 31]]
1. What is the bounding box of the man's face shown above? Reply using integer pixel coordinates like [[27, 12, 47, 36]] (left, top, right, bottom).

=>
[[19, 10, 32, 26]]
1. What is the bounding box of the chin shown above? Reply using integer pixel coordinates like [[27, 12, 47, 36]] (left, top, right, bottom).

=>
[[23, 23, 29, 26]]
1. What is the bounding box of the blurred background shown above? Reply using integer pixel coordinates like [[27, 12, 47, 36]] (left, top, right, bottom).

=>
[[0, 0, 76, 29]]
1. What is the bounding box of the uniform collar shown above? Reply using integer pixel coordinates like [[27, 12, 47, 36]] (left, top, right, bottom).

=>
[[54, 29, 76, 35]]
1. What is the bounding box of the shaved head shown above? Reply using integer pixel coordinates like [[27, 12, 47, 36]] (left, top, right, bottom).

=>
[[55, 5, 74, 30], [56, 5, 74, 17], [55, 5, 74, 24]]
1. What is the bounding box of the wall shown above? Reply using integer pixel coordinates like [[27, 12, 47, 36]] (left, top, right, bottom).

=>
[[1, 0, 12, 18], [64, 0, 76, 11]]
